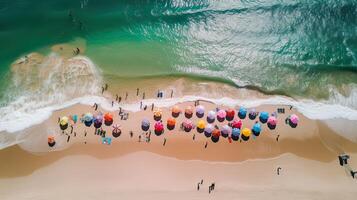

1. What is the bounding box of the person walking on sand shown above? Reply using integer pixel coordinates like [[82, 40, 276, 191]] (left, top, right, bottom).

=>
[[67, 135, 71, 143], [119, 96, 122, 103], [136, 88, 139, 96], [276, 135, 280, 142], [138, 135, 141, 142], [163, 138, 167, 146], [112, 101, 114, 107], [130, 131, 133, 138], [116, 94, 118, 101], [197, 183, 200, 191], [101, 86, 105, 94], [151, 103, 154, 111], [140, 101, 143, 109], [201, 179, 203, 184], [277, 167, 282, 175], [193, 134, 196, 141], [143, 92, 145, 99], [171, 90, 173, 98], [104, 84, 108, 91], [84, 131, 87, 137], [125, 92, 128, 100], [205, 142, 208, 149]]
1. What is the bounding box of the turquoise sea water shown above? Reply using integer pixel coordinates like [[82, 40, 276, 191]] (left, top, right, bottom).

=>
[[0, 0, 357, 100]]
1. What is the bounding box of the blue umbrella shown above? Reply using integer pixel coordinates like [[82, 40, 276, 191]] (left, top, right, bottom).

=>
[[238, 107, 247, 119], [259, 112, 269, 123], [252, 123, 262, 136], [231, 128, 240, 141]]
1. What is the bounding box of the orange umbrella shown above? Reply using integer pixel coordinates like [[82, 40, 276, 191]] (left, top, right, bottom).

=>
[[104, 113, 113, 126]]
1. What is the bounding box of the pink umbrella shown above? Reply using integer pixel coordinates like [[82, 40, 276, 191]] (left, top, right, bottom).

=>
[[217, 109, 226, 119], [232, 119, 242, 129], [267, 116, 277, 126], [290, 114, 299, 124]]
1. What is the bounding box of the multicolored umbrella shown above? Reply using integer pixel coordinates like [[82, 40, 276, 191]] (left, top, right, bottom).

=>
[[241, 128, 251, 141], [259, 111, 269, 123], [238, 107, 247, 119], [252, 123, 262, 136], [196, 105, 205, 118], [217, 109, 226, 122], [141, 118, 150, 131], [171, 106, 181, 118], [112, 124, 121, 138], [207, 110, 216, 123], [204, 124, 214, 137], [232, 119, 242, 129], [231, 128, 240, 141], [104, 113, 113, 126], [267, 116, 277, 130], [220, 125, 231, 138], [59, 116, 69, 130]]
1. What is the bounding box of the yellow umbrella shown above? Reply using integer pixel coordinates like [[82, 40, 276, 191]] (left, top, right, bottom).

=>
[[242, 128, 251, 137], [60, 116, 69, 126], [196, 120, 206, 130]]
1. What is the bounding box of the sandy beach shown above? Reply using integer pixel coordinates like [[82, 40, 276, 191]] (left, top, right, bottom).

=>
[[1, 96, 357, 199]]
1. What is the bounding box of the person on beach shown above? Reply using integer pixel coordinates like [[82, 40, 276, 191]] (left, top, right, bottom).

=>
[[205, 142, 208, 148], [140, 101, 143, 109], [67, 135, 70, 143], [105, 84, 108, 91], [58, 117, 60, 123], [351, 170, 357, 179], [112, 101, 114, 107], [118, 96, 122, 103], [125, 92, 128, 100], [116, 94, 118, 101], [142, 92, 145, 99], [101, 86, 105, 94], [201, 179, 203, 184], [151, 103, 154, 111], [136, 88, 139, 96], [276, 135, 280, 142], [163, 138, 167, 146], [119, 107, 122, 115], [130, 131, 133, 138], [138, 135, 141, 142], [193, 134, 196, 141], [171, 90, 173, 98], [290, 105, 293, 110], [84, 131, 87, 137], [74, 132, 76, 137], [277, 167, 282, 175], [144, 105, 147, 111], [197, 183, 200, 191]]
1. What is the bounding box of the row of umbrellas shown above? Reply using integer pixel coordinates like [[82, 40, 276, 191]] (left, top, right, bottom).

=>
[[153, 106, 299, 128], [59, 112, 115, 131]]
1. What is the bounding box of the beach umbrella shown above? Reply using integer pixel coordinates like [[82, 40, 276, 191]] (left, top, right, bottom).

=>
[[211, 129, 221, 143], [48, 136, 56, 147], [104, 113, 113, 126], [238, 107, 247, 119], [182, 120, 194, 132], [217, 109, 226, 122], [196, 105, 205, 118], [112, 124, 121, 138], [249, 109, 257, 120], [204, 124, 214, 137], [259, 112, 269, 123], [71, 115, 78, 124], [289, 114, 299, 128], [83, 113, 93, 127], [167, 118, 176, 130], [220, 125, 231, 138], [93, 114, 103, 129], [267, 116, 277, 130], [241, 128, 251, 141], [231, 128, 240, 141], [196, 119, 206, 133], [226, 109, 235, 121], [232, 119, 242, 129], [185, 106, 194, 118], [154, 121, 164, 136], [252, 123, 262, 136], [171, 105, 181, 118], [153, 108, 163, 121], [207, 110, 216, 123], [141, 118, 150, 131], [59, 116, 69, 130]]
